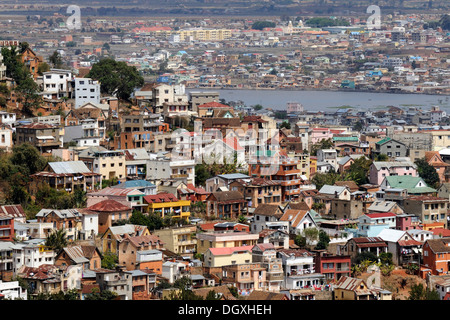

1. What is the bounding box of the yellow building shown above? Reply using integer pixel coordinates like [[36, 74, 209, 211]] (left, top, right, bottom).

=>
[[333, 276, 392, 300], [431, 130, 450, 151], [143, 193, 191, 221], [203, 245, 254, 268], [153, 225, 197, 256], [196, 231, 259, 255], [177, 28, 232, 41]]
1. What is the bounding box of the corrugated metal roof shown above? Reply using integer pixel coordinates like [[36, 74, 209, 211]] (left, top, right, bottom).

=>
[[49, 161, 91, 174]]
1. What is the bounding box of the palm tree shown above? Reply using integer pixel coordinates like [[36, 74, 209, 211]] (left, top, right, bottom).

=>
[[45, 228, 68, 252]]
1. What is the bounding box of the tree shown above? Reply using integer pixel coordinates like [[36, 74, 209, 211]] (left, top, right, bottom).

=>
[[303, 227, 319, 246], [310, 138, 334, 156], [45, 229, 68, 252], [15, 76, 42, 116], [84, 288, 118, 300], [280, 121, 291, 129], [415, 158, 440, 189], [251, 21, 276, 30], [101, 251, 118, 270], [408, 283, 439, 300], [87, 58, 144, 101], [49, 51, 64, 68], [342, 156, 372, 185], [311, 171, 340, 190], [375, 153, 389, 161], [315, 230, 330, 250]]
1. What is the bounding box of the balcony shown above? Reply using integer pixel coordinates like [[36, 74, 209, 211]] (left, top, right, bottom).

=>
[[266, 273, 284, 282]]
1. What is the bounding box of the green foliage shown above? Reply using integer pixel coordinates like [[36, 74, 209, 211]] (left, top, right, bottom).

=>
[[280, 121, 291, 129], [408, 283, 440, 300], [304, 17, 350, 28], [32, 289, 80, 300], [375, 153, 389, 161], [315, 230, 330, 250], [415, 158, 440, 189], [342, 157, 372, 185], [84, 288, 119, 300], [310, 138, 334, 156], [49, 51, 64, 68], [129, 210, 164, 231], [44, 228, 68, 252], [252, 104, 263, 111], [101, 251, 118, 270], [355, 251, 377, 265], [311, 171, 340, 190], [251, 21, 276, 30], [205, 290, 222, 300], [87, 58, 144, 101], [294, 234, 306, 248]]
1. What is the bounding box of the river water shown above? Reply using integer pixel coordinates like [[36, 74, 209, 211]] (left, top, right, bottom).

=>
[[188, 89, 450, 112]]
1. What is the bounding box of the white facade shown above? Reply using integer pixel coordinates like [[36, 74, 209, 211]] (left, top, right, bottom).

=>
[[0, 111, 16, 126], [13, 243, 55, 275], [42, 69, 73, 99], [75, 78, 100, 108], [0, 280, 27, 300], [147, 156, 195, 185], [81, 212, 98, 240], [0, 124, 13, 151]]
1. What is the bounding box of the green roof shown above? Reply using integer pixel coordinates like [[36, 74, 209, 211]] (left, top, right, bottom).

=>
[[333, 136, 359, 142], [385, 175, 436, 193], [376, 137, 392, 145]]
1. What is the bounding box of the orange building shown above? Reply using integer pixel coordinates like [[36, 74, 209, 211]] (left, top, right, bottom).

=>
[[20, 47, 44, 79], [425, 151, 450, 183], [422, 238, 450, 276], [118, 234, 164, 271], [248, 153, 302, 202]]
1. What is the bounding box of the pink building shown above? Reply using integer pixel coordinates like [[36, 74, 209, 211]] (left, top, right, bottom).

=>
[[369, 161, 418, 185], [396, 213, 422, 231], [310, 128, 333, 145]]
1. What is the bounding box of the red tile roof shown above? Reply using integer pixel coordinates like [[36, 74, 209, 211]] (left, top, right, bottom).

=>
[[144, 193, 180, 203], [87, 200, 131, 212]]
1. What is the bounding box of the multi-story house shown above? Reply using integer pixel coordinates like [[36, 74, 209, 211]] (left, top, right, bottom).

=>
[[74, 77, 100, 108], [314, 252, 351, 283], [250, 204, 287, 234], [87, 199, 133, 235], [78, 147, 126, 181], [41, 69, 73, 99], [0, 123, 13, 152], [248, 155, 303, 202], [95, 267, 133, 300], [222, 263, 267, 296], [30, 161, 102, 194], [252, 243, 284, 292], [15, 122, 62, 154], [205, 191, 245, 219], [422, 238, 450, 276], [357, 212, 397, 237], [203, 245, 254, 268], [147, 154, 196, 186], [151, 83, 188, 114], [339, 237, 388, 264], [117, 235, 164, 271], [317, 149, 338, 171], [373, 137, 408, 159], [64, 103, 107, 145], [229, 177, 282, 208], [188, 91, 219, 113], [197, 231, 259, 255], [403, 195, 449, 228], [36, 209, 83, 241], [369, 160, 418, 185], [100, 224, 150, 255], [143, 193, 191, 221], [0, 242, 14, 280], [0, 215, 14, 242], [153, 225, 197, 257]]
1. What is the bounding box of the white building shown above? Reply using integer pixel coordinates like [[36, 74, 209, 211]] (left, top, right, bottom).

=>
[[12, 241, 55, 275], [0, 280, 27, 300], [0, 111, 16, 126], [147, 154, 195, 185], [0, 123, 13, 151], [316, 149, 338, 170], [75, 77, 101, 108], [41, 69, 73, 99]]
